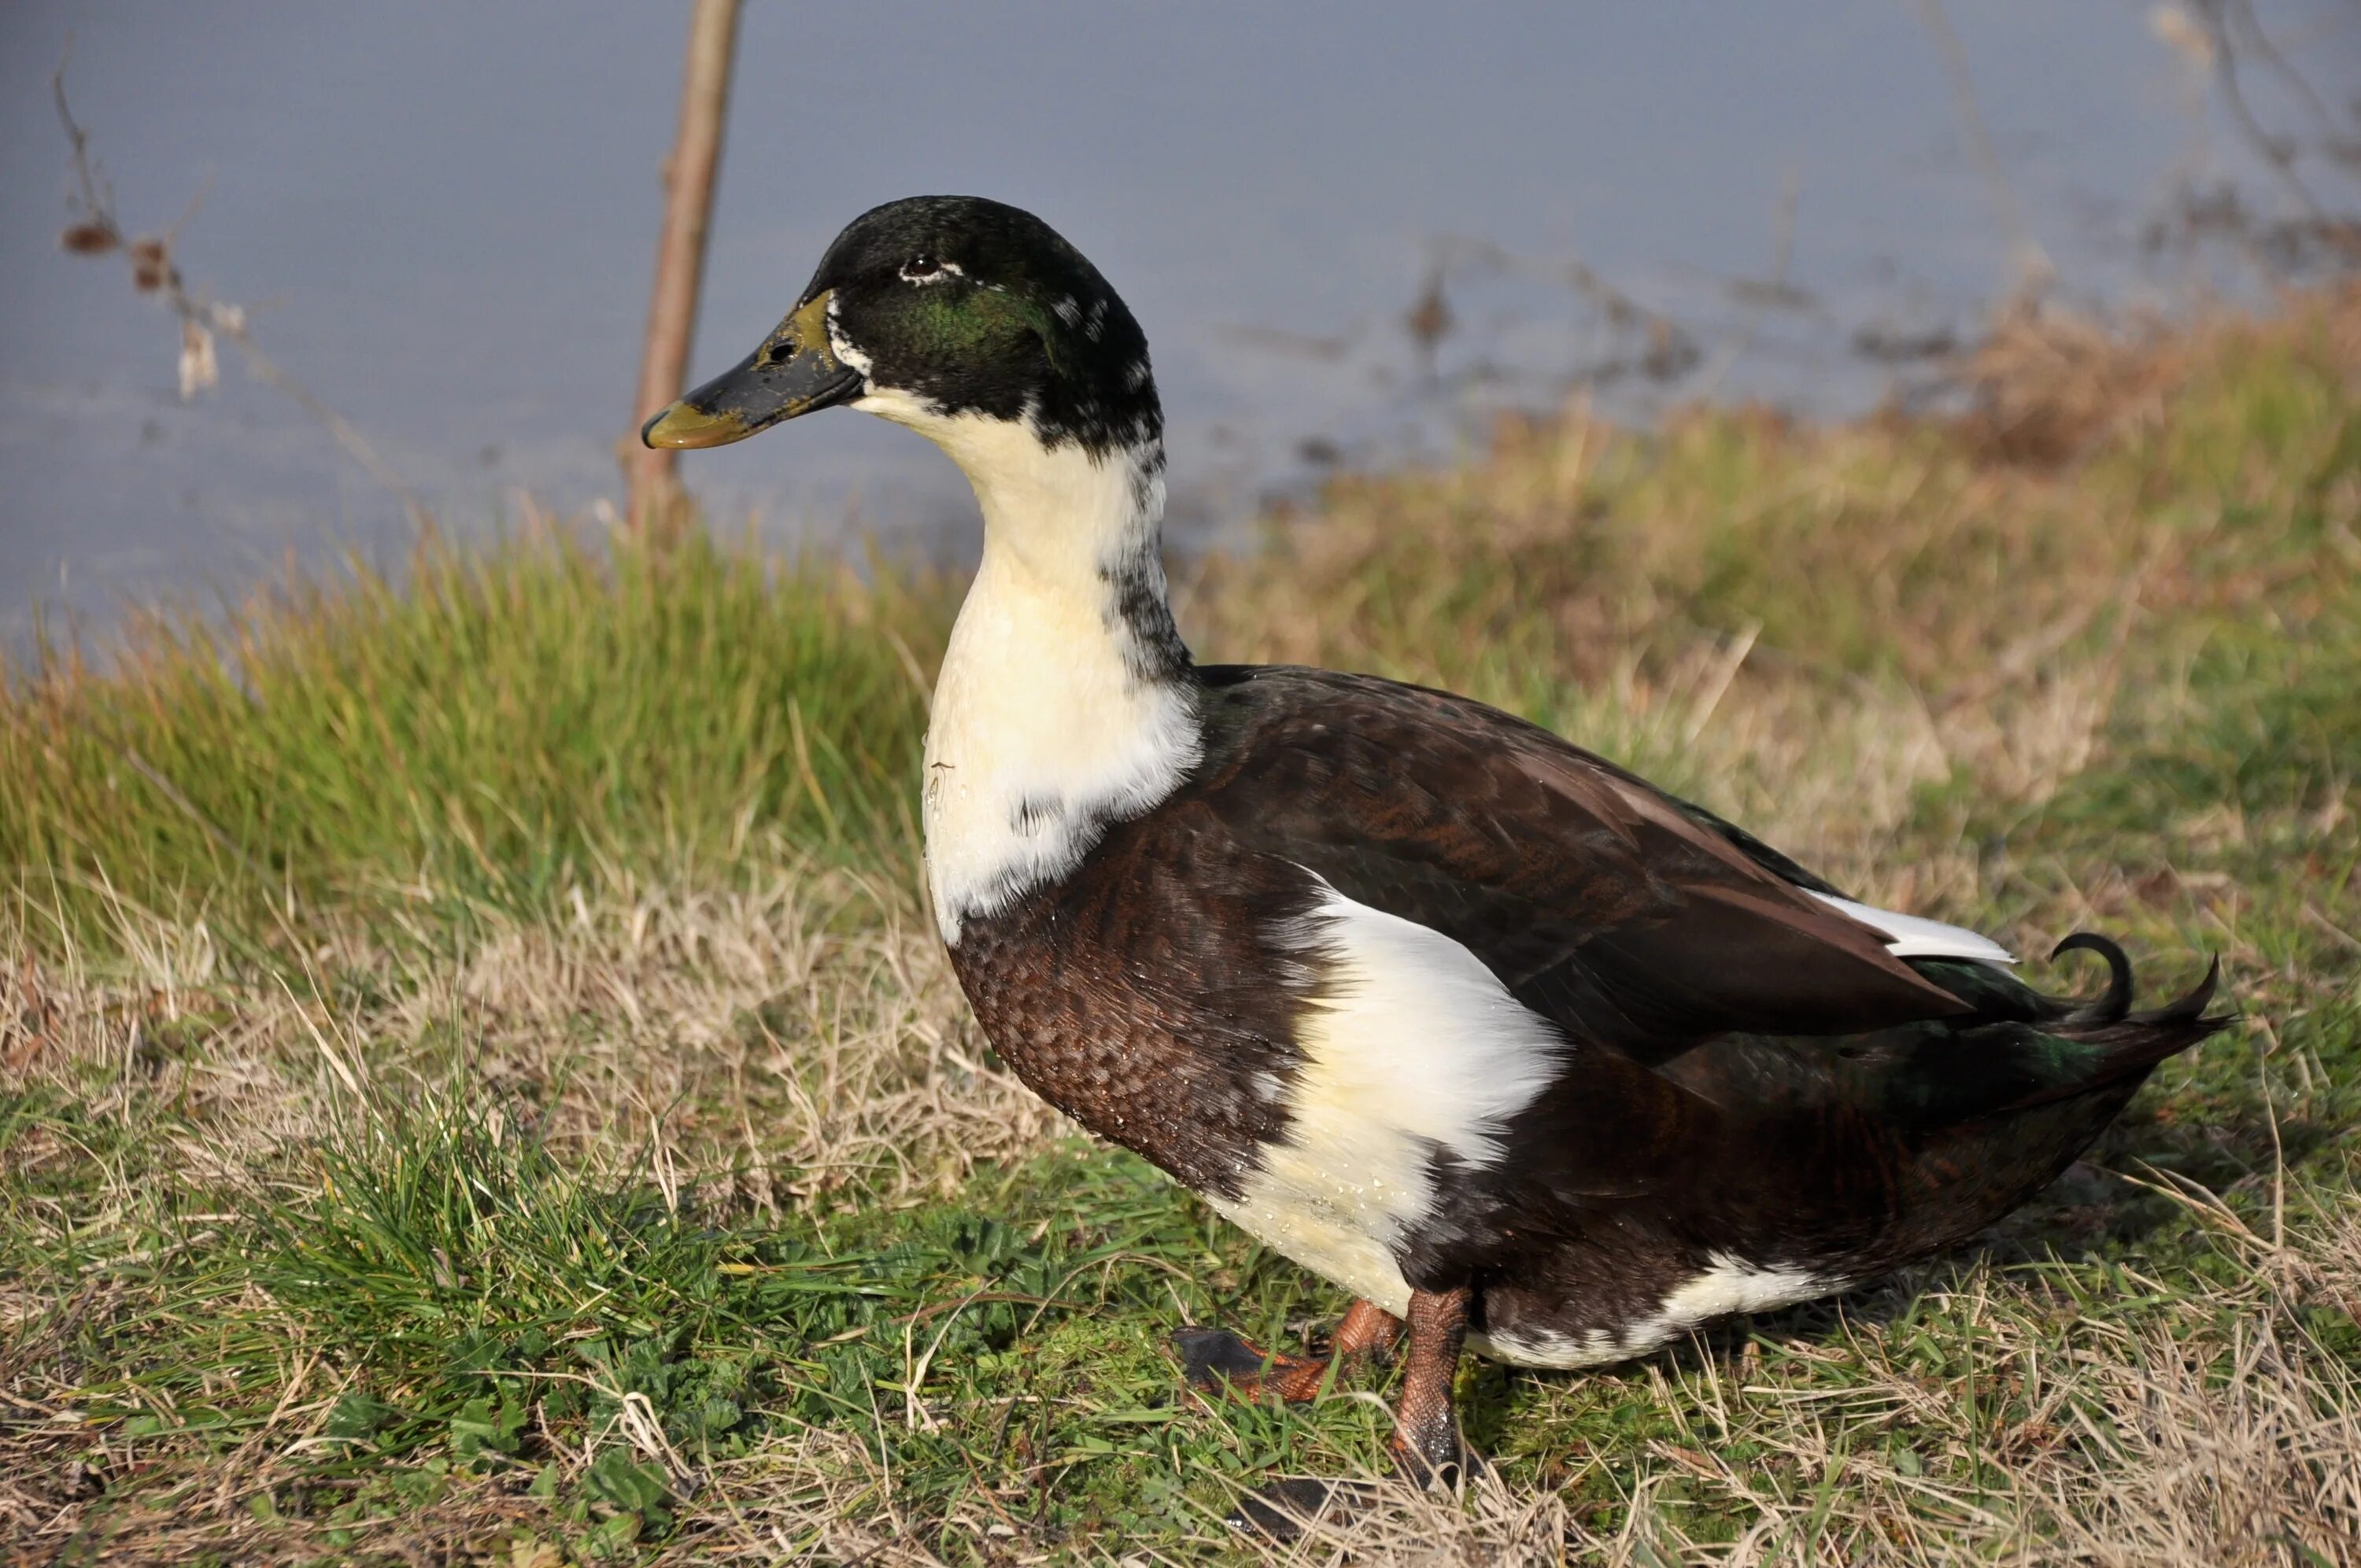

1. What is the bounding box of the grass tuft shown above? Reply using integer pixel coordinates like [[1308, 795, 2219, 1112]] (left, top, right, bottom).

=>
[[2, 517, 948, 955]]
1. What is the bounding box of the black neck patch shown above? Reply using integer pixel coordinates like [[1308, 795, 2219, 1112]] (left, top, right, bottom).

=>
[[807, 196, 1161, 459], [1099, 441, 1192, 685]]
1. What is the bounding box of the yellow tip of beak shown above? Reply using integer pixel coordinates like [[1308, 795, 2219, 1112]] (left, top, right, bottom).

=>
[[641, 400, 754, 450]]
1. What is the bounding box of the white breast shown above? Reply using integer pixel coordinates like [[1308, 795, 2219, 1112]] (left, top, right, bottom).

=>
[[896, 408, 1199, 946], [922, 544, 1198, 945]]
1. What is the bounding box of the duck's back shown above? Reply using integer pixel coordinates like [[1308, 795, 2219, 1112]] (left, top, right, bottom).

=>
[[946, 663, 2226, 1365]]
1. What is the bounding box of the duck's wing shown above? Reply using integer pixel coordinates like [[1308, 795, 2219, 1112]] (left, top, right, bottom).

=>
[[1190, 664, 1982, 1054]]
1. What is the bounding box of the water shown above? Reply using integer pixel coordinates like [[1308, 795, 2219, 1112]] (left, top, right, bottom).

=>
[[2, 1, 2352, 647]]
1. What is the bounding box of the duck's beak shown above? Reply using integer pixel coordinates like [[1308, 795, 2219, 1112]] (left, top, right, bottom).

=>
[[641, 291, 864, 449]]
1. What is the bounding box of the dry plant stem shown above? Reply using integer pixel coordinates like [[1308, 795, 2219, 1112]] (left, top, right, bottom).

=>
[[628, 0, 744, 539], [2191, 0, 2330, 220], [50, 62, 425, 526]]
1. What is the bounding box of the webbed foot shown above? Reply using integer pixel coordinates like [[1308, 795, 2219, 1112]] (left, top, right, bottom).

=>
[[1173, 1297, 1402, 1404], [1171, 1325, 1334, 1403]]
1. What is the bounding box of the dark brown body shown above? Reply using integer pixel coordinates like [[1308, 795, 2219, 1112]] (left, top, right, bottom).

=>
[[949, 665, 2223, 1361]]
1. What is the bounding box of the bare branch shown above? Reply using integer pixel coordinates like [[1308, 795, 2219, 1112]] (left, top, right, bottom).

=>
[[2222, 0, 2341, 142], [2189, 0, 2328, 220], [49, 57, 424, 524], [53, 45, 120, 251]]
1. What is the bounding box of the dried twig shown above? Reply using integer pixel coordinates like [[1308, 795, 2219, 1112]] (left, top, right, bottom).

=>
[[2190, 0, 2327, 220], [50, 55, 424, 523], [2149, 3, 2361, 279]]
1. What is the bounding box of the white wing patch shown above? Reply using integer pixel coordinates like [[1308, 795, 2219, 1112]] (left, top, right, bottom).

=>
[[1209, 884, 1564, 1319], [1809, 891, 2016, 965]]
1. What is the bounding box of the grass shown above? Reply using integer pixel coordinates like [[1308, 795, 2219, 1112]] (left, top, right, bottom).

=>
[[3, 287, 2357, 1564], [1, 517, 948, 951]]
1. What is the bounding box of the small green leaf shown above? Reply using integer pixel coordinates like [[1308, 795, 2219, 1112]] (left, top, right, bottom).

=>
[[592, 1511, 643, 1548], [324, 1393, 401, 1442], [449, 1393, 527, 1460], [584, 1448, 671, 1530]]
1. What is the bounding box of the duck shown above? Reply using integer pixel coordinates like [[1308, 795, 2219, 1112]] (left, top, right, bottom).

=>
[[644, 194, 2228, 1501]]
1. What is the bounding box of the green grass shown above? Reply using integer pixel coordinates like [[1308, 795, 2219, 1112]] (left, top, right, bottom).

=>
[[4, 293, 2357, 1562], [2, 521, 948, 954], [2, 1074, 1406, 1556]]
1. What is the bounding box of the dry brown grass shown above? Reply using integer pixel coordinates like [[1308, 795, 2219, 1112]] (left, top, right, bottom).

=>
[[1948, 287, 2361, 470], [671, 1197, 2360, 1567], [2, 865, 1051, 1220], [2, 870, 1068, 1565]]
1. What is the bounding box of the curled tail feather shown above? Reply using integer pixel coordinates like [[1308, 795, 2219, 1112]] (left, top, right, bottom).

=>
[[2005, 938, 2232, 1110], [2131, 952, 2225, 1028], [2041, 933, 2226, 1033], [2048, 932, 2134, 1024]]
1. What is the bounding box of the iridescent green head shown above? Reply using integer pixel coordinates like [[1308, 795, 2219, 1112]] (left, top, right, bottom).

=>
[[643, 196, 1158, 459]]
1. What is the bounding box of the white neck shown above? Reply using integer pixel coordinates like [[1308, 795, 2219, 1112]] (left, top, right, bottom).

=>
[[861, 393, 1199, 945]]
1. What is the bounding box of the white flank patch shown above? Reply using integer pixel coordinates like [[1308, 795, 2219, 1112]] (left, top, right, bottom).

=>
[[1474, 1254, 1836, 1369], [857, 393, 1199, 945], [1809, 891, 2016, 964], [1210, 884, 1564, 1319]]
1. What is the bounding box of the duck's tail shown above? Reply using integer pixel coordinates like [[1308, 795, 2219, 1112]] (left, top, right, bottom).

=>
[[2008, 934, 2233, 1107]]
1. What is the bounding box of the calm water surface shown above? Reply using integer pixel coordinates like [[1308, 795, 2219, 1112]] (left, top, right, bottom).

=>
[[2, 2, 2352, 644]]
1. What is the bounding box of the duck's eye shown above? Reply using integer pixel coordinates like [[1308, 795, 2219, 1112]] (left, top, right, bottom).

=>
[[900, 254, 942, 283]]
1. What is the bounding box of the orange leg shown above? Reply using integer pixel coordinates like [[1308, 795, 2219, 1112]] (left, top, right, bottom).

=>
[[1173, 1297, 1402, 1404], [1386, 1284, 1478, 1487], [1225, 1287, 1480, 1537], [1333, 1297, 1404, 1360]]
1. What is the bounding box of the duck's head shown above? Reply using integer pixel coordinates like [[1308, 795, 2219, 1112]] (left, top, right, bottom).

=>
[[642, 195, 1160, 468]]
